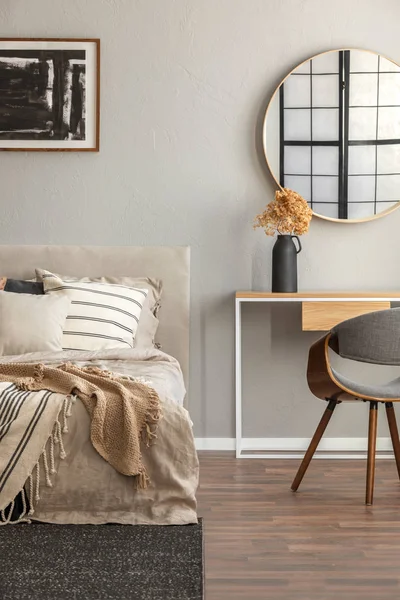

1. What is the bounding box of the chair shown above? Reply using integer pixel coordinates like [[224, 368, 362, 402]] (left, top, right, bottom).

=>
[[291, 308, 400, 505]]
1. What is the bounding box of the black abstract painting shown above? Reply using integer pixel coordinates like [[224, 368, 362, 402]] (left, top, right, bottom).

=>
[[0, 40, 99, 151]]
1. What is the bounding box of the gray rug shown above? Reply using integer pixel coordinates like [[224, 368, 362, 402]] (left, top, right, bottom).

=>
[[0, 520, 204, 600]]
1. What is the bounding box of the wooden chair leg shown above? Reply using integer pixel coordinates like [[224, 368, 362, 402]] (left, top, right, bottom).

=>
[[291, 399, 338, 492], [366, 401, 378, 506], [385, 402, 400, 480]]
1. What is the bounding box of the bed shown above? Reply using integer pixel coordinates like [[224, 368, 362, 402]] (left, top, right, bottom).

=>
[[0, 246, 198, 526]]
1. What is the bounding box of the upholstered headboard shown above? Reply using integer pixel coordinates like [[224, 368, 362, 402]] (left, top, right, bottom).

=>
[[0, 246, 190, 391]]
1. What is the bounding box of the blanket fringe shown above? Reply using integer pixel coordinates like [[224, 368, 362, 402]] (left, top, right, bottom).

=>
[[16, 363, 46, 392], [0, 395, 75, 526], [140, 389, 162, 449], [135, 467, 150, 490], [135, 388, 162, 489]]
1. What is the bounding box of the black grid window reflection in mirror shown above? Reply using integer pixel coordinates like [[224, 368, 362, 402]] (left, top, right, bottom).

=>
[[280, 50, 400, 219]]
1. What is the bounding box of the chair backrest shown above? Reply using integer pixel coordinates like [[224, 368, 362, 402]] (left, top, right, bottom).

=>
[[331, 307, 400, 365]]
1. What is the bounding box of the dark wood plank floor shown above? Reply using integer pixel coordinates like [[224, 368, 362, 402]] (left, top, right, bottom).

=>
[[197, 453, 400, 600]]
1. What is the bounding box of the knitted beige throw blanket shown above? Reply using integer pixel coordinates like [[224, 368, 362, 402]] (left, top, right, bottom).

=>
[[0, 362, 161, 488]]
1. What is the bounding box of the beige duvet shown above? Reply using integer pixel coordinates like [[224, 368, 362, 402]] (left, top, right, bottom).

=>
[[0, 348, 199, 525]]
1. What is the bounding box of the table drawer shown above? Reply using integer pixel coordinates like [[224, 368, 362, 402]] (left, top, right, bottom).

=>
[[301, 301, 391, 331]]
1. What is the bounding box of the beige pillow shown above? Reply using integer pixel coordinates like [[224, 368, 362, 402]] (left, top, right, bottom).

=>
[[35, 270, 162, 349], [0, 291, 70, 356]]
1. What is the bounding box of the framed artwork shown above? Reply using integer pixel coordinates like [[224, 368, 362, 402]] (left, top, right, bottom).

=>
[[0, 38, 100, 151]]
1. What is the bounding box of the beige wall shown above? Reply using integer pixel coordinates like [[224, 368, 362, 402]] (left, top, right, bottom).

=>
[[1, 0, 400, 439]]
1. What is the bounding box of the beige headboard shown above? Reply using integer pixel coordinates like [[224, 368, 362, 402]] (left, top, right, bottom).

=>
[[0, 245, 190, 390]]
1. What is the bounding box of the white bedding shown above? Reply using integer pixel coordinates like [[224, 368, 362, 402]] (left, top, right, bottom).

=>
[[0, 348, 198, 525], [0, 347, 186, 406]]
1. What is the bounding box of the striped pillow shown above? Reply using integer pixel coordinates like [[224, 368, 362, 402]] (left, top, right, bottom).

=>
[[41, 270, 148, 351]]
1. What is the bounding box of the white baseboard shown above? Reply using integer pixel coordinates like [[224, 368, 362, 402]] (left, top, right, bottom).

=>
[[195, 438, 236, 451], [195, 437, 395, 459]]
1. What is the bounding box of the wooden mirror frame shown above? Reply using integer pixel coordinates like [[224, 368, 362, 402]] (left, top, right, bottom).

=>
[[263, 48, 400, 224]]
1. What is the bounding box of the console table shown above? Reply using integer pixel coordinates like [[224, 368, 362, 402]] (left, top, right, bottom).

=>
[[235, 291, 400, 458]]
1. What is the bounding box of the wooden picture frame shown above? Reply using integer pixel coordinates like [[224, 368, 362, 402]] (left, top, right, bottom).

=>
[[0, 38, 100, 151]]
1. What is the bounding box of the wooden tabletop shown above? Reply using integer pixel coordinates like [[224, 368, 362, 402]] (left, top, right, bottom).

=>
[[236, 291, 400, 299]]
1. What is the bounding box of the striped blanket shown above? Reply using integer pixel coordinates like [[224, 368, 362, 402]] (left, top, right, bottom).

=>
[[0, 383, 74, 525]]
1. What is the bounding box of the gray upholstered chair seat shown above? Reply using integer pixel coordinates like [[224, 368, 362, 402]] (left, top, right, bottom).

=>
[[331, 367, 400, 400]]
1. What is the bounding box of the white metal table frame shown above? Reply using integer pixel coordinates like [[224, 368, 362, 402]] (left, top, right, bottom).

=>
[[235, 292, 400, 459]]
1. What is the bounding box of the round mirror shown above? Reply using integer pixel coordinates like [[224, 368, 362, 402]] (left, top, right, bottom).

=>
[[263, 49, 400, 222]]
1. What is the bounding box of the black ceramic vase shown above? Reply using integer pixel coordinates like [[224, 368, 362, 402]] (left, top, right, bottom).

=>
[[271, 235, 302, 293]]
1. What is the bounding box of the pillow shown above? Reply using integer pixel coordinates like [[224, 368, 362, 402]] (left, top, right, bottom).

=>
[[0, 291, 70, 356], [36, 270, 162, 349], [38, 270, 148, 351], [0, 277, 44, 295]]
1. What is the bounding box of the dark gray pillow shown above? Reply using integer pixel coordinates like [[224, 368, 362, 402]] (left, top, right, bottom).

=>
[[0, 278, 44, 295]]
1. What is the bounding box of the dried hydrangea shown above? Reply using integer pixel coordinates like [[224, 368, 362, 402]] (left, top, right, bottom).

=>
[[254, 188, 313, 236]]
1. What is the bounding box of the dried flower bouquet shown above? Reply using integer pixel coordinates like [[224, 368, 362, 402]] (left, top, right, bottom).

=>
[[254, 188, 313, 236]]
